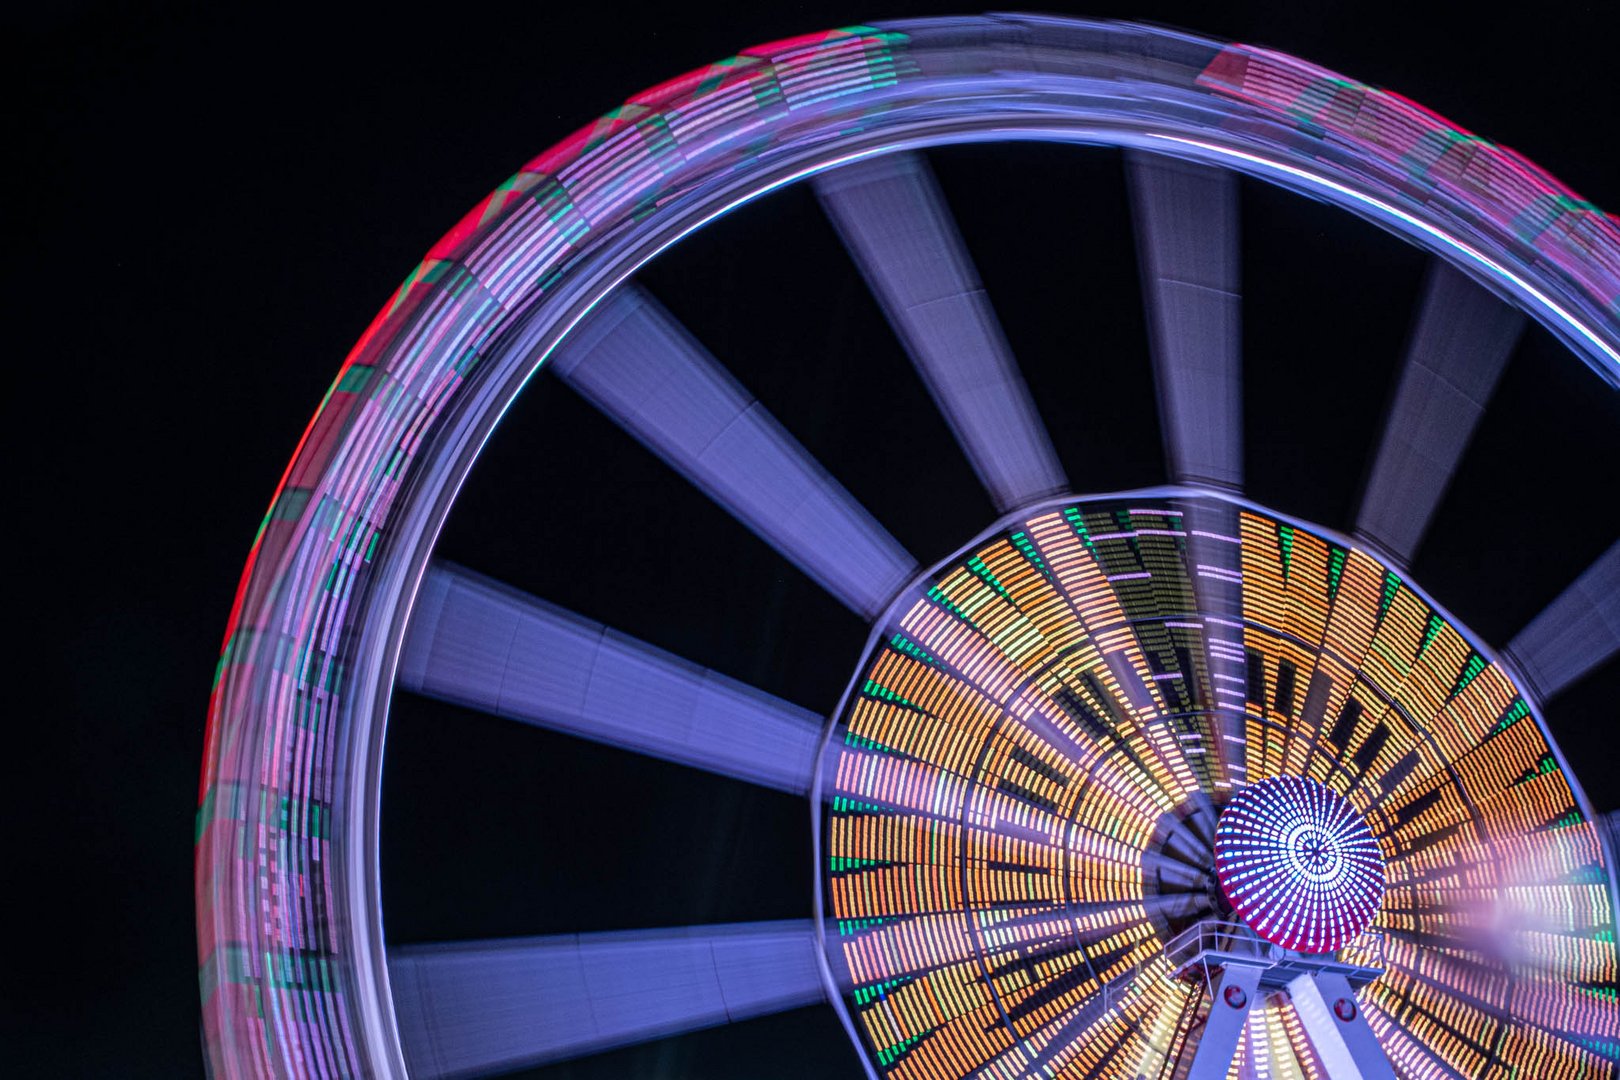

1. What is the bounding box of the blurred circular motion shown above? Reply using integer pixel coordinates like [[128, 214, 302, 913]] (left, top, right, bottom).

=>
[[196, 13, 1620, 1080]]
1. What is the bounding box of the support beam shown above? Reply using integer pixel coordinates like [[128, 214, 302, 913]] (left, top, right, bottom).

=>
[[1184, 963, 1263, 1080], [388, 920, 825, 1079], [398, 562, 823, 795], [1600, 810, 1620, 876], [1356, 262, 1525, 566], [1127, 152, 1242, 490], [814, 152, 1066, 512], [1179, 497, 1248, 786], [1504, 540, 1620, 703], [1287, 971, 1397, 1080], [550, 285, 916, 619]]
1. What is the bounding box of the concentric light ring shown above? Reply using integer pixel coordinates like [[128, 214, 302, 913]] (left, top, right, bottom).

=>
[[1215, 776, 1386, 954]]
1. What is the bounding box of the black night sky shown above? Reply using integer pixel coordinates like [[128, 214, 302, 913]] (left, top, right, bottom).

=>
[[17, 2, 1619, 1076]]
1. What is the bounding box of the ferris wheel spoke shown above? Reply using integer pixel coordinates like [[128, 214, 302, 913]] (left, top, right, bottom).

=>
[[1504, 540, 1620, 703], [387, 919, 825, 1078], [1126, 152, 1242, 490], [548, 284, 916, 620], [970, 976, 1131, 1080], [1177, 496, 1249, 784], [397, 562, 824, 794], [813, 152, 1067, 512], [1356, 262, 1525, 566]]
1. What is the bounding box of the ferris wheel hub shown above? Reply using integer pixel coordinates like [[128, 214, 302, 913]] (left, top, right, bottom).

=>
[[1214, 775, 1385, 954]]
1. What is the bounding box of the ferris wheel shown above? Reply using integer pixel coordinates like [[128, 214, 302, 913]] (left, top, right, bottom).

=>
[[196, 14, 1620, 1080]]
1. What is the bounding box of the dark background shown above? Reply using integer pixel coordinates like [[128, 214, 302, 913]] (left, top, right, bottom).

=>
[[15, 2, 1618, 1076]]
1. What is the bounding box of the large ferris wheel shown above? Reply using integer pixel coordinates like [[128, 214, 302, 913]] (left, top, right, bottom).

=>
[[197, 14, 1620, 1080]]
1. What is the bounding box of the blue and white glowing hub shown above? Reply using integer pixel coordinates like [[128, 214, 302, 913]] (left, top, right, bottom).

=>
[[1213, 776, 1386, 954]]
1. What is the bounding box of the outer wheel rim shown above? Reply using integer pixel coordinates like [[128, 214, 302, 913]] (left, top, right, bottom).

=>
[[196, 16, 1620, 1078]]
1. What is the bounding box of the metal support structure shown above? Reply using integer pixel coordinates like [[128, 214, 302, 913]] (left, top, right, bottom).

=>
[[1182, 963, 1262, 1080], [1287, 970, 1398, 1080], [1165, 919, 1390, 1079]]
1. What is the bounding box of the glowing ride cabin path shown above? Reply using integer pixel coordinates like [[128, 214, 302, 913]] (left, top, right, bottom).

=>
[[1214, 775, 1386, 954], [196, 14, 1620, 1080]]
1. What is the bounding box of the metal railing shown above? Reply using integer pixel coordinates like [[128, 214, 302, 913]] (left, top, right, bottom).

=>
[[1096, 920, 1387, 1015], [1162, 919, 1386, 970]]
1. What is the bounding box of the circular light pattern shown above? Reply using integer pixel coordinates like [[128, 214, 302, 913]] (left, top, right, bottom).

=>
[[1214, 775, 1385, 953], [820, 495, 1619, 1078], [193, 10, 1620, 1077]]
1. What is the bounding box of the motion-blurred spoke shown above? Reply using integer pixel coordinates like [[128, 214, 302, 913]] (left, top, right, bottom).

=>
[[399, 562, 824, 794], [388, 920, 825, 1078], [1127, 152, 1241, 490], [1178, 497, 1249, 786], [549, 285, 916, 619], [815, 152, 1066, 512], [1356, 262, 1524, 566], [1505, 540, 1619, 702]]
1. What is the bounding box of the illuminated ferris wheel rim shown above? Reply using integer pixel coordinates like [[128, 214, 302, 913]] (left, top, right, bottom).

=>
[[195, 15, 1620, 1079]]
